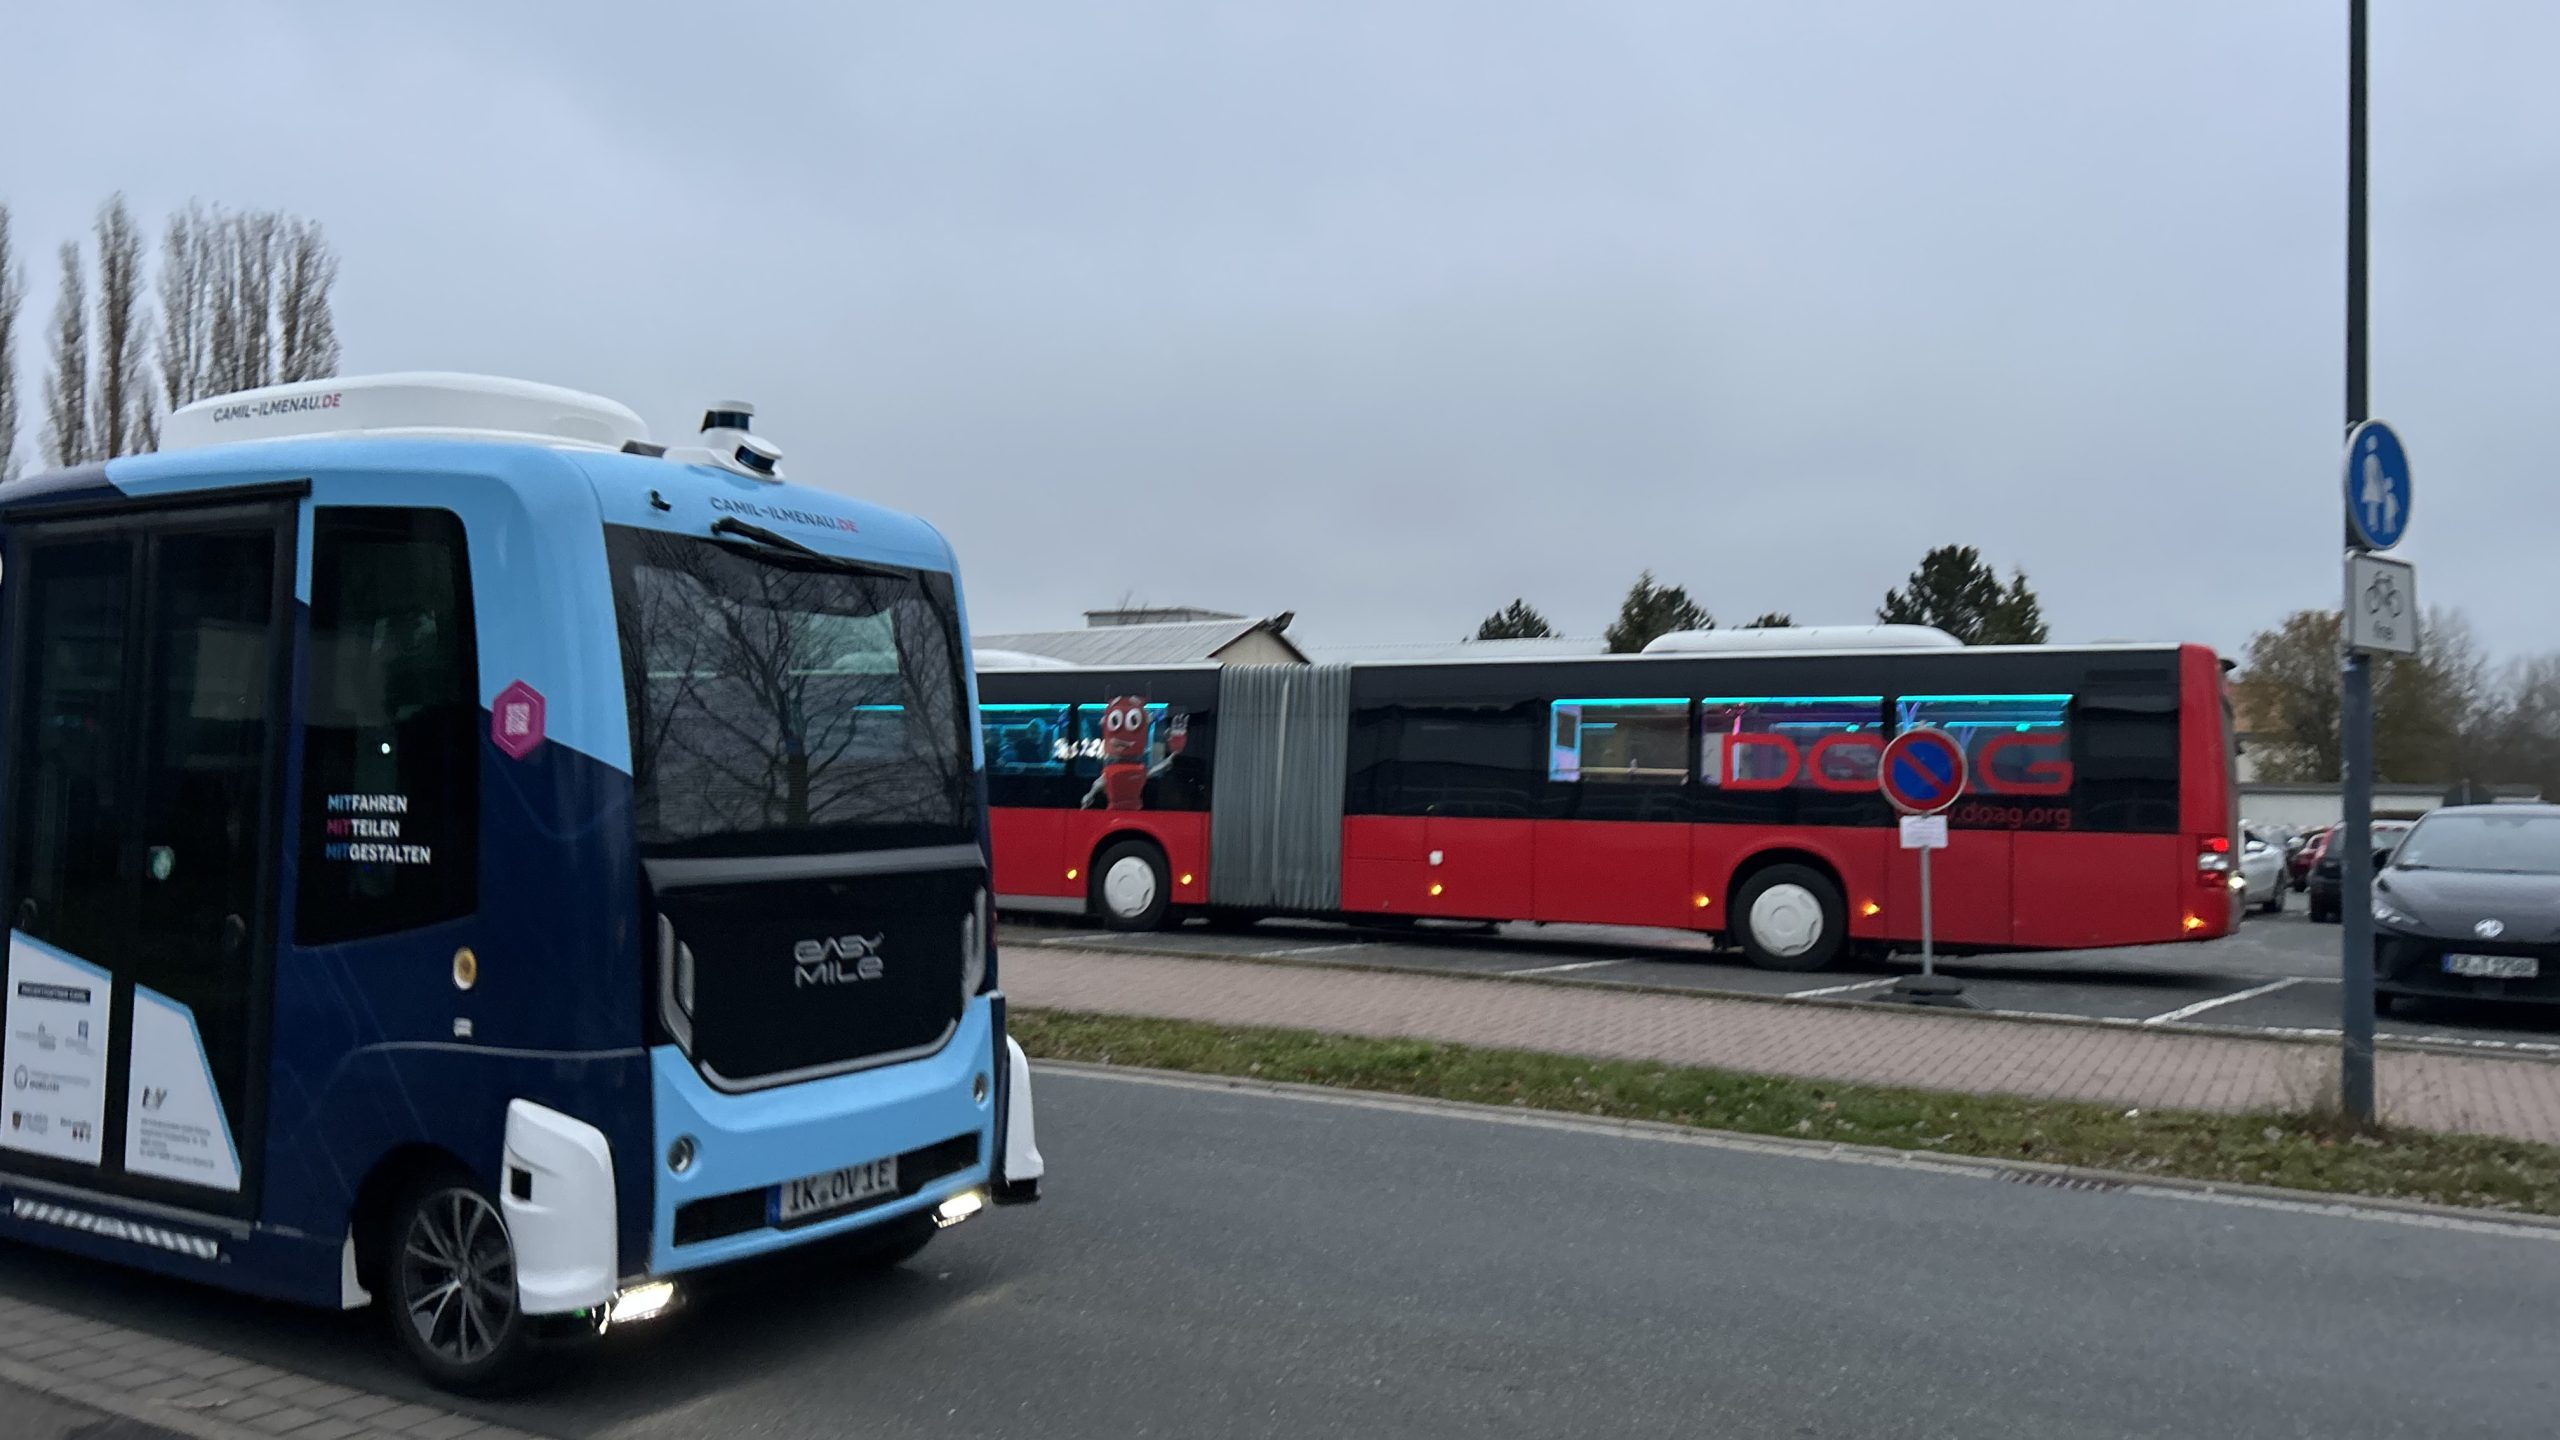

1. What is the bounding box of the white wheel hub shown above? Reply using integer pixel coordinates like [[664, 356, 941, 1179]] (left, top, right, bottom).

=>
[[1749, 883, 1824, 958], [1103, 855, 1159, 919]]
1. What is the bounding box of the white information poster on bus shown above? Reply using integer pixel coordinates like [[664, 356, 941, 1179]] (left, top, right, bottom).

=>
[[124, 987, 243, 1192], [1, 935, 112, 1167]]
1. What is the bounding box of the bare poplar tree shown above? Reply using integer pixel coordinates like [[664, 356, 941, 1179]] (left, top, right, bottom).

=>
[[157, 201, 220, 412], [0, 203, 24, 483], [90, 194, 154, 456], [157, 203, 345, 409], [276, 218, 340, 382], [40, 242, 90, 468], [217, 210, 279, 394]]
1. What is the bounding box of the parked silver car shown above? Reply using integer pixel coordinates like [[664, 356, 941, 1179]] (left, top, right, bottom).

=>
[[2238, 826, 2287, 915]]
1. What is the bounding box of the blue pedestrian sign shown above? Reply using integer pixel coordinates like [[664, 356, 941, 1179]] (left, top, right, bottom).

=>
[[2343, 419, 2412, 551], [1880, 728, 1967, 816]]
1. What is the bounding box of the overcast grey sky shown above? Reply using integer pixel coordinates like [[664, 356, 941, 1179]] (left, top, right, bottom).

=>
[[5, 2, 2553, 657]]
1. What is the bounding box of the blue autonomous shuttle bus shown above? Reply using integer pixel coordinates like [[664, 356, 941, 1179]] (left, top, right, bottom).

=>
[[0, 374, 1042, 1391]]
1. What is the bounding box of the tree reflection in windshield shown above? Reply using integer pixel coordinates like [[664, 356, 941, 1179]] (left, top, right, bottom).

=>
[[611, 527, 971, 853]]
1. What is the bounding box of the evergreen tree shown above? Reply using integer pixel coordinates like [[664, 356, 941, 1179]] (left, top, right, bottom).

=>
[[1878, 545, 2049, 644], [1473, 599, 1555, 641], [1604, 572, 1712, 653]]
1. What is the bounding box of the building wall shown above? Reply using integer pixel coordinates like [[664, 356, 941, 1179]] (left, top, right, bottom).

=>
[[2239, 786, 2503, 832], [1209, 631, 1311, 666]]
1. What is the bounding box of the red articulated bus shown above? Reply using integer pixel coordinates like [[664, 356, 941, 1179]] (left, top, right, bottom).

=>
[[974, 640, 2238, 970]]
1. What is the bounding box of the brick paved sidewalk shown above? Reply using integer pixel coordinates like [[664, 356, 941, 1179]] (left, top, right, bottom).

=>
[[0, 1293, 548, 1440], [1006, 946, 2560, 1145]]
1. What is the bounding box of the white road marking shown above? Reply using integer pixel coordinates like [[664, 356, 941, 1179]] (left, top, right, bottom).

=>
[[2141, 977, 2307, 1025], [1042, 1061, 2560, 1242], [1787, 977, 1901, 998], [1254, 941, 1375, 959], [1500, 958, 1630, 976], [1013, 931, 1119, 948]]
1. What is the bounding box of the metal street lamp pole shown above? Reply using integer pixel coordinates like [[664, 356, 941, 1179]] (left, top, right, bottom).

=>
[[2339, 0, 2378, 1126]]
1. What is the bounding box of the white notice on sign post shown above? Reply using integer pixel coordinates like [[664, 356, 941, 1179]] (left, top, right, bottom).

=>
[[1900, 815, 1949, 850], [2346, 552, 2419, 656]]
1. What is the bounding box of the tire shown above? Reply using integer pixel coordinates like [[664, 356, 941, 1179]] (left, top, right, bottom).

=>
[[1731, 864, 1847, 973], [2310, 898, 2336, 924], [1091, 839, 1171, 931], [2263, 885, 2285, 916], [383, 1178, 535, 1395], [2377, 992, 2417, 1019]]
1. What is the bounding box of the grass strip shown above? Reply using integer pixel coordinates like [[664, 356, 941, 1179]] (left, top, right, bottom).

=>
[[1013, 1007, 2560, 1217]]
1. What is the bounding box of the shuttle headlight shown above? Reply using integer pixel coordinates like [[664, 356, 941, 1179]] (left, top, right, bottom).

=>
[[934, 1190, 987, 1228], [961, 888, 990, 1000]]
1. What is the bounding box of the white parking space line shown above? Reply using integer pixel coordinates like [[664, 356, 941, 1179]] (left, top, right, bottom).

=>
[[2140, 976, 2307, 1025], [1256, 941, 1376, 959], [1501, 958, 1631, 977], [1786, 977, 1902, 999]]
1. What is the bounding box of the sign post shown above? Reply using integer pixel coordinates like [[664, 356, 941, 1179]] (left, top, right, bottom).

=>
[[1880, 728, 1967, 1006], [2338, 417, 2413, 1128]]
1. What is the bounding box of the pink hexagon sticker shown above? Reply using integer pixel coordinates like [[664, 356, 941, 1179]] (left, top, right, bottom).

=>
[[492, 680, 547, 760]]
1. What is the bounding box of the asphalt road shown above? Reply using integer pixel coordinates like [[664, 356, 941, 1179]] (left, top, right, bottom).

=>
[[1003, 904, 2560, 1054], [7, 1068, 2560, 1438]]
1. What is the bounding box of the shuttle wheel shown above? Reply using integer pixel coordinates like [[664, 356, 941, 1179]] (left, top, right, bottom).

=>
[[384, 1178, 534, 1395]]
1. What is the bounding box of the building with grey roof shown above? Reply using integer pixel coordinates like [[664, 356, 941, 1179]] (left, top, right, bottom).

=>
[[1295, 635, 1610, 664], [974, 608, 1308, 667]]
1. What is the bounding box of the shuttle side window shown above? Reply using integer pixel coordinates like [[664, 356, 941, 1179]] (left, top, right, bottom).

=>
[[295, 508, 480, 944]]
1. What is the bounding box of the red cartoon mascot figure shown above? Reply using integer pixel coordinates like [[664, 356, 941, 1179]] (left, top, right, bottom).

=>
[[1095, 697, 1150, 810]]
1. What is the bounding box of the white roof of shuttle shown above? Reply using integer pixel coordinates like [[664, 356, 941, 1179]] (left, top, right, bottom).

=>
[[160, 372, 651, 453]]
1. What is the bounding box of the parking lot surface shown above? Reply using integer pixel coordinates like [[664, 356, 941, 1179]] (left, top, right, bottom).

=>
[[1002, 904, 2560, 1056]]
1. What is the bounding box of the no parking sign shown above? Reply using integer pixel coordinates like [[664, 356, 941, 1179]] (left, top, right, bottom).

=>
[[1880, 728, 1966, 816], [1879, 728, 1966, 988]]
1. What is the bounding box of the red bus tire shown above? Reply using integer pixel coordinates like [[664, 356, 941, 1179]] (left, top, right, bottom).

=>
[[1091, 838, 1172, 931], [1731, 864, 1847, 973]]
